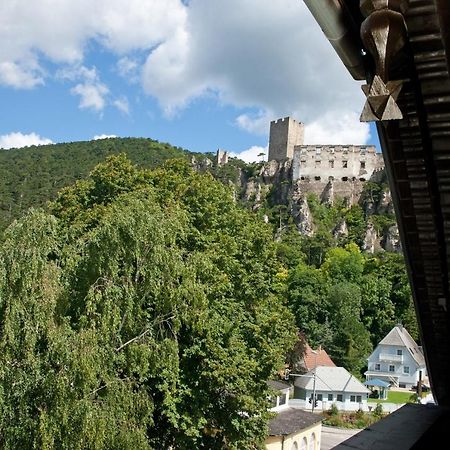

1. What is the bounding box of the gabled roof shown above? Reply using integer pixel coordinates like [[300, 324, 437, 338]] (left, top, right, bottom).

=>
[[303, 343, 336, 371], [267, 380, 291, 393], [294, 366, 370, 394], [378, 325, 425, 367], [268, 408, 322, 436]]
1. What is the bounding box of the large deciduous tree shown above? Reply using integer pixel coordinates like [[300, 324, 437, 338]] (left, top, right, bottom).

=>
[[0, 155, 297, 449]]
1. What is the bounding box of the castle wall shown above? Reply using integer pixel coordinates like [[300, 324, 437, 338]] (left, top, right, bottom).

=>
[[292, 145, 383, 182], [294, 179, 366, 205], [268, 117, 304, 161]]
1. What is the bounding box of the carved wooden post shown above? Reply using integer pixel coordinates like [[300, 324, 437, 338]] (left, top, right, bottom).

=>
[[360, 0, 410, 122]]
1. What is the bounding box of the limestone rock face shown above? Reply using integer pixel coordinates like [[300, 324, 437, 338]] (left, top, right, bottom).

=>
[[362, 223, 379, 253], [333, 220, 348, 240], [321, 181, 334, 206], [260, 159, 292, 184], [383, 225, 402, 252], [243, 180, 262, 206], [190, 156, 213, 171], [377, 189, 395, 215], [291, 187, 314, 236]]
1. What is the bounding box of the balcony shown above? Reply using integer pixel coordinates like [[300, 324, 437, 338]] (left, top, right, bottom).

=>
[[379, 353, 403, 363]]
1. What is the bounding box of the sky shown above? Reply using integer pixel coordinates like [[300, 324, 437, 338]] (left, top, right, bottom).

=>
[[0, 0, 380, 162]]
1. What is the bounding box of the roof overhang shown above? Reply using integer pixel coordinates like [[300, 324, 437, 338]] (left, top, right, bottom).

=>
[[303, 0, 450, 406]]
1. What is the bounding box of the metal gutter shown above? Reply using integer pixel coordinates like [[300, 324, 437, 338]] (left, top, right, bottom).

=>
[[303, 0, 366, 80]]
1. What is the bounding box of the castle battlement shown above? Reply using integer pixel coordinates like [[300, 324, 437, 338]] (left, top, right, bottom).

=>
[[268, 116, 305, 161], [267, 117, 384, 182]]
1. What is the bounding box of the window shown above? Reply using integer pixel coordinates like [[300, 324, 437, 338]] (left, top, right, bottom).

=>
[[350, 395, 356, 402], [315, 160, 321, 168], [278, 394, 286, 406], [397, 349, 403, 356], [342, 177, 348, 181], [301, 159, 307, 167], [360, 161, 366, 169], [404, 366, 410, 374], [316, 147, 321, 155], [342, 160, 348, 168], [309, 433, 316, 450], [389, 365, 395, 372], [317, 394, 323, 401], [314, 176, 321, 181], [291, 443, 298, 450], [337, 394, 343, 402], [329, 160, 334, 168], [375, 363, 380, 371], [328, 394, 333, 401], [357, 395, 362, 403], [300, 437, 307, 450]]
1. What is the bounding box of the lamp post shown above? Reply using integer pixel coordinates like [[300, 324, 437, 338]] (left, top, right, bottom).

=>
[[311, 349, 318, 413]]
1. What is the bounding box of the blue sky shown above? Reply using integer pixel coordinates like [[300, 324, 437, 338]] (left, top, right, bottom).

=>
[[0, 0, 380, 161]]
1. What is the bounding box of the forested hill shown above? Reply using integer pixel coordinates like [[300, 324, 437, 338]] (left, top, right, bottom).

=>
[[0, 138, 196, 232]]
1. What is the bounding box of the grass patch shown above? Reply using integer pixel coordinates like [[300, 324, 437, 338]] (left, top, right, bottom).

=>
[[368, 390, 415, 404]]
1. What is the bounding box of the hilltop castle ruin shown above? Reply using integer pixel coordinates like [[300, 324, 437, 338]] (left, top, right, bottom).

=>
[[268, 117, 384, 182]]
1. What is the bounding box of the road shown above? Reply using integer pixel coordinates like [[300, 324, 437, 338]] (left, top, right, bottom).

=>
[[321, 426, 362, 449]]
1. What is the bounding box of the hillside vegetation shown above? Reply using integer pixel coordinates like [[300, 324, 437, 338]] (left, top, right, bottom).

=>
[[0, 138, 194, 233], [0, 140, 420, 447]]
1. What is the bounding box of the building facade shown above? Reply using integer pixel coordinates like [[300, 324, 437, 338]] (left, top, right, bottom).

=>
[[292, 144, 383, 182], [267, 116, 384, 182], [294, 366, 371, 412], [365, 325, 427, 389]]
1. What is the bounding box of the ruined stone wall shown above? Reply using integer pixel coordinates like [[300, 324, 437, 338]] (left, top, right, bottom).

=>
[[268, 117, 304, 161], [293, 179, 366, 205], [292, 144, 383, 182]]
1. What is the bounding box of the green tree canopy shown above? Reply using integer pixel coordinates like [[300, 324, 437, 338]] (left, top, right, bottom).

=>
[[0, 156, 297, 449]]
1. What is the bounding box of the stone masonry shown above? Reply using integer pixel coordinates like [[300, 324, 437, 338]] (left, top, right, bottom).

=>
[[268, 117, 305, 161], [268, 116, 384, 182]]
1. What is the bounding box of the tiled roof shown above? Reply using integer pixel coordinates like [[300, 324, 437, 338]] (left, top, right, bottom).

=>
[[294, 366, 370, 394], [379, 325, 425, 367], [268, 408, 322, 436], [303, 344, 336, 371]]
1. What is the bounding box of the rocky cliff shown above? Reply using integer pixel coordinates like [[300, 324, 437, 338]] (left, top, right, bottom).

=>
[[205, 157, 400, 253]]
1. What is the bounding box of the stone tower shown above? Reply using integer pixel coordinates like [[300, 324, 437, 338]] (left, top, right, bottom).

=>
[[268, 117, 305, 161]]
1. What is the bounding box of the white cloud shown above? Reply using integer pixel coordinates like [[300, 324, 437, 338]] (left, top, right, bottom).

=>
[[0, 132, 53, 149], [304, 112, 370, 145], [142, 0, 369, 144], [230, 145, 268, 163], [113, 97, 130, 115], [71, 82, 109, 112], [0, 0, 187, 88], [117, 57, 140, 82], [235, 112, 274, 136], [0, 61, 44, 89], [94, 134, 118, 140], [62, 65, 109, 112], [0, 0, 369, 145]]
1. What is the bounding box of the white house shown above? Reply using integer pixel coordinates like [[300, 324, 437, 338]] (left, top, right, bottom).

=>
[[293, 366, 371, 411], [365, 324, 427, 389], [266, 380, 322, 450]]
